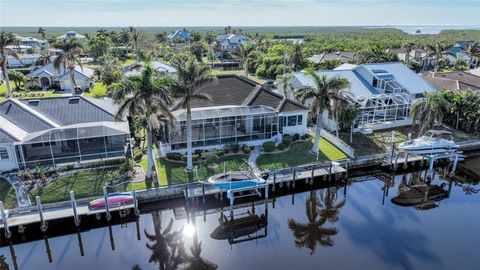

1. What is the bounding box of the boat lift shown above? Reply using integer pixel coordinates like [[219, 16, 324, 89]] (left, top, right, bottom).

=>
[[425, 151, 464, 180]]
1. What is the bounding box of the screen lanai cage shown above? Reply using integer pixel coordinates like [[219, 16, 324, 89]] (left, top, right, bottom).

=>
[[355, 92, 414, 126], [163, 105, 282, 150], [15, 122, 131, 168]]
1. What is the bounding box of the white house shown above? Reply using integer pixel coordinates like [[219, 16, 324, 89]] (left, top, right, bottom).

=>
[[290, 62, 437, 132], [124, 61, 177, 77], [13, 34, 48, 52], [159, 75, 309, 154], [56, 31, 86, 41], [216, 34, 254, 52], [26, 63, 94, 92], [7, 54, 41, 68]]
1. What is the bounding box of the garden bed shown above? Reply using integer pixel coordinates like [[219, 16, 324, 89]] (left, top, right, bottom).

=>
[[0, 178, 18, 209]]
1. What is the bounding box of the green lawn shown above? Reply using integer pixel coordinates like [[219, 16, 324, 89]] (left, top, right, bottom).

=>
[[33, 167, 131, 204], [0, 178, 18, 209], [256, 139, 346, 171], [0, 84, 64, 103], [83, 82, 108, 98], [122, 59, 136, 66], [211, 70, 266, 84]]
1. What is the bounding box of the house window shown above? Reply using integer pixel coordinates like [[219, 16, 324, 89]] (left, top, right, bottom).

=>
[[297, 115, 303, 125], [372, 77, 378, 88], [0, 147, 9, 160], [288, 116, 297, 126], [283, 116, 287, 127]]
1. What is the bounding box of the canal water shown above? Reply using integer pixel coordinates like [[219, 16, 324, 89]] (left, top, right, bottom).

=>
[[1, 161, 479, 270]]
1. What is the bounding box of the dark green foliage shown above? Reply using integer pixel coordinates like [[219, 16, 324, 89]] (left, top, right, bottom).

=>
[[282, 135, 293, 146], [262, 141, 276, 152], [277, 143, 286, 151]]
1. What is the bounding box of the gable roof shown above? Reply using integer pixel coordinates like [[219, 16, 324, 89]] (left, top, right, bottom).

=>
[[307, 52, 358, 64], [27, 63, 92, 79], [0, 100, 54, 132], [171, 75, 308, 113], [168, 30, 191, 40]]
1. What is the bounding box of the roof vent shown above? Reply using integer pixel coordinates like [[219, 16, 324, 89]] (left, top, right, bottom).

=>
[[68, 97, 80, 104], [27, 99, 40, 105]]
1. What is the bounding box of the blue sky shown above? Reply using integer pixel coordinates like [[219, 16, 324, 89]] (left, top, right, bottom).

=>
[[1, 0, 479, 26]]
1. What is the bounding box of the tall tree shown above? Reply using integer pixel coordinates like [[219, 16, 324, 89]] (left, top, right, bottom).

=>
[[0, 31, 22, 97], [233, 44, 255, 77], [295, 69, 350, 154], [120, 28, 131, 55], [290, 44, 304, 71], [37, 27, 47, 39], [288, 191, 339, 254], [171, 58, 215, 171], [35, 50, 52, 66], [110, 62, 174, 181], [53, 38, 84, 95], [129, 27, 141, 61], [276, 73, 293, 98], [329, 90, 355, 137], [358, 45, 398, 64], [425, 43, 454, 72], [410, 92, 448, 134]]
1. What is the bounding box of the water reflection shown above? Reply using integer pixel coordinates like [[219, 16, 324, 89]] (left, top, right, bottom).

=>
[[288, 187, 344, 254]]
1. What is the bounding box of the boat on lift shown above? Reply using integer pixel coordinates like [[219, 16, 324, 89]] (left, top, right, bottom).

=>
[[399, 130, 459, 155]]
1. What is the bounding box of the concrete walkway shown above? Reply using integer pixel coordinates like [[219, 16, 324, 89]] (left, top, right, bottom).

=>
[[1, 174, 32, 207], [248, 146, 262, 176]]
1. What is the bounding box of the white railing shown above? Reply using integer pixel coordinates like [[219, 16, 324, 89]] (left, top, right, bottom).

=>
[[320, 129, 355, 158]]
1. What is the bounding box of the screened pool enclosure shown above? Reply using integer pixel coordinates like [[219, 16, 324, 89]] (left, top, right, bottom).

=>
[[164, 106, 282, 151], [14, 122, 131, 168]]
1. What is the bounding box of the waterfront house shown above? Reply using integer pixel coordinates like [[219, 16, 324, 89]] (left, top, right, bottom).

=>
[[26, 63, 95, 92], [216, 34, 254, 52], [7, 53, 41, 68], [0, 96, 131, 172], [56, 31, 87, 41], [290, 62, 437, 132], [386, 48, 434, 68], [167, 30, 191, 41], [158, 75, 309, 154], [13, 34, 48, 52], [443, 41, 474, 66], [421, 71, 480, 91]]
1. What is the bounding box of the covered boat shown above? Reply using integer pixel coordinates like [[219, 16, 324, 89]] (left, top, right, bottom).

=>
[[399, 130, 459, 155], [391, 184, 449, 206], [89, 192, 134, 209]]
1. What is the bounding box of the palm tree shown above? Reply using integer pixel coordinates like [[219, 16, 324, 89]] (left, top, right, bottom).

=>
[[145, 214, 187, 270], [37, 27, 47, 39], [318, 187, 346, 223], [35, 50, 52, 66], [401, 41, 415, 65], [358, 45, 397, 64], [53, 38, 84, 95], [171, 58, 215, 171], [110, 62, 174, 181], [129, 27, 141, 61], [184, 239, 217, 270], [120, 28, 131, 55], [288, 191, 339, 254], [330, 90, 355, 137], [466, 41, 480, 68], [290, 44, 304, 71], [410, 92, 449, 135], [233, 44, 255, 77], [295, 69, 351, 154], [276, 73, 293, 98], [425, 43, 454, 72], [0, 31, 22, 98]]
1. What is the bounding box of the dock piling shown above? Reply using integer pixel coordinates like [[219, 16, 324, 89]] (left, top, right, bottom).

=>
[[132, 190, 140, 216], [70, 191, 80, 226], [103, 186, 111, 221], [329, 162, 333, 182], [0, 201, 11, 238], [292, 169, 296, 189], [451, 155, 459, 176], [36, 196, 47, 232], [202, 182, 206, 204], [403, 153, 409, 169], [272, 173, 276, 192]]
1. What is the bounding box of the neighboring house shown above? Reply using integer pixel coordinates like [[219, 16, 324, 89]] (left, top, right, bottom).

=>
[[167, 30, 191, 41], [386, 48, 434, 68], [0, 97, 131, 172], [56, 31, 86, 41], [6, 45, 35, 53], [421, 71, 480, 91], [307, 52, 358, 65], [14, 34, 48, 52], [216, 34, 254, 52], [158, 75, 309, 154], [290, 62, 437, 132], [124, 61, 177, 77], [7, 54, 41, 68], [26, 63, 95, 91], [443, 41, 474, 65]]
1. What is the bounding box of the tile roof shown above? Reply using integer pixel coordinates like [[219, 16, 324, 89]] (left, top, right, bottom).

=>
[[171, 75, 308, 113], [428, 72, 480, 90]]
